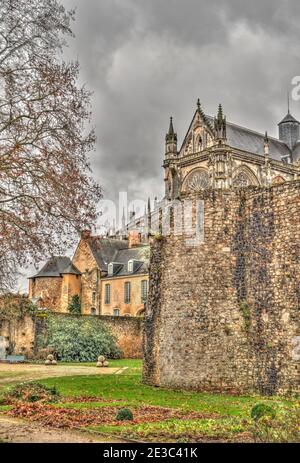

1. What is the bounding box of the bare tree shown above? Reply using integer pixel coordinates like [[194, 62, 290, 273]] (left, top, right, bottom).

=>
[[0, 0, 101, 291]]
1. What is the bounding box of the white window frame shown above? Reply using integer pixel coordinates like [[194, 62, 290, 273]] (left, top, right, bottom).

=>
[[128, 260, 133, 273], [108, 263, 113, 276]]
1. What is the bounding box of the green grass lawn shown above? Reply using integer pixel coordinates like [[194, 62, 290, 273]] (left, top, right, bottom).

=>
[[0, 359, 298, 442], [33, 359, 297, 443]]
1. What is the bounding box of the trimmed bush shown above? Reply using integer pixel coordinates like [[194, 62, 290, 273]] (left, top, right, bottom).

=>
[[116, 408, 133, 421], [39, 315, 122, 362]]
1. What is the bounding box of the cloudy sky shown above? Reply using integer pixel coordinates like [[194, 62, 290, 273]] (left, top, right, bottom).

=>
[[61, 0, 300, 211], [19, 0, 300, 291]]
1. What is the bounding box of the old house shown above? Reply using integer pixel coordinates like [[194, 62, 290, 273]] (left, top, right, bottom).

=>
[[28, 257, 81, 312], [29, 232, 149, 316]]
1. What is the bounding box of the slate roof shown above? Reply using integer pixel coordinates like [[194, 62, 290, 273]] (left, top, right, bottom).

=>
[[86, 237, 128, 271], [31, 256, 81, 278], [102, 245, 150, 278], [205, 116, 291, 162], [278, 112, 300, 124]]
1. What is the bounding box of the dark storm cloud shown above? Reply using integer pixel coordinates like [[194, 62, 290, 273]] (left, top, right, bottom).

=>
[[61, 0, 300, 205], [18, 0, 300, 290]]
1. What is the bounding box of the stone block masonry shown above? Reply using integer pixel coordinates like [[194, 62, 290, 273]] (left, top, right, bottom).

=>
[[143, 182, 300, 395]]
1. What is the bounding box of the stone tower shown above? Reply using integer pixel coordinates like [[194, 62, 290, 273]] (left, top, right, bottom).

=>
[[278, 111, 300, 152], [165, 117, 177, 159]]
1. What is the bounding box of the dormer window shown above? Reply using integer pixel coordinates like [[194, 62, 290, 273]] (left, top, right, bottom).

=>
[[108, 263, 113, 276], [127, 259, 143, 273], [128, 260, 133, 273], [107, 262, 123, 276]]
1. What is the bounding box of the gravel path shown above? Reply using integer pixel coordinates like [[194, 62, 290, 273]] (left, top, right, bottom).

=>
[[0, 416, 125, 443], [0, 363, 120, 385]]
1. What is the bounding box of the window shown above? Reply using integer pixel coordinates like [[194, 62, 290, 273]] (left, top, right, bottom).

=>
[[92, 291, 96, 304], [128, 260, 133, 273], [104, 284, 110, 304], [91, 308, 96, 315], [141, 280, 148, 302], [113, 308, 120, 316], [108, 263, 113, 276], [124, 282, 131, 304]]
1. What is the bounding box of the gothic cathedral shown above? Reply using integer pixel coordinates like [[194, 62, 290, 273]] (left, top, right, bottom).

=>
[[164, 99, 300, 199]]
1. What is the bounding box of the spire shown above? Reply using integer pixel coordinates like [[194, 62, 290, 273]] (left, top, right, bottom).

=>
[[197, 98, 201, 111], [166, 116, 177, 142], [214, 103, 227, 142], [217, 103, 223, 120], [147, 197, 151, 214], [264, 131, 269, 156], [264, 131, 269, 144], [165, 116, 177, 157], [168, 117, 174, 136], [121, 207, 126, 231], [287, 91, 290, 114], [147, 197, 152, 234]]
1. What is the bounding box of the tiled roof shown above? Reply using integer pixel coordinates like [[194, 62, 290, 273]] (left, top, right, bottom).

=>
[[31, 256, 81, 278]]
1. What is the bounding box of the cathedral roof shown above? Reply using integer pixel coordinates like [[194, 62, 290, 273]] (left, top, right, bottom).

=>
[[292, 139, 300, 161], [206, 116, 291, 161], [31, 256, 81, 278]]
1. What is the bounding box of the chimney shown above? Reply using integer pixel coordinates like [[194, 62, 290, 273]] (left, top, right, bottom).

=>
[[128, 231, 142, 248]]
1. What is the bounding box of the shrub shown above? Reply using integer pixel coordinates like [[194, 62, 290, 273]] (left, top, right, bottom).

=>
[[251, 403, 300, 443], [42, 315, 122, 362], [116, 408, 133, 421], [5, 382, 60, 404], [68, 295, 81, 315], [251, 403, 276, 421]]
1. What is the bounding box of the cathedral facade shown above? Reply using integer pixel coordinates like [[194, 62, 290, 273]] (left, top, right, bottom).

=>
[[164, 100, 300, 199]]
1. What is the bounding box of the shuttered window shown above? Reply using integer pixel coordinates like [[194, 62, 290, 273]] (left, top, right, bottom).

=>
[[141, 280, 148, 302], [124, 282, 131, 303], [104, 284, 110, 304]]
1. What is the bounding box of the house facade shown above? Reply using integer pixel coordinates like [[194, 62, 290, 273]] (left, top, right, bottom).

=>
[[29, 231, 149, 316]]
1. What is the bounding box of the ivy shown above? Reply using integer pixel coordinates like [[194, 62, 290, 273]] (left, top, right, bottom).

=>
[[68, 295, 81, 315], [240, 300, 251, 332]]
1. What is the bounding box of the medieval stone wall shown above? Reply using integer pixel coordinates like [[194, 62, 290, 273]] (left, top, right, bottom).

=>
[[72, 238, 101, 315], [0, 313, 143, 359], [30, 277, 62, 311], [0, 315, 36, 358], [143, 182, 300, 395]]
